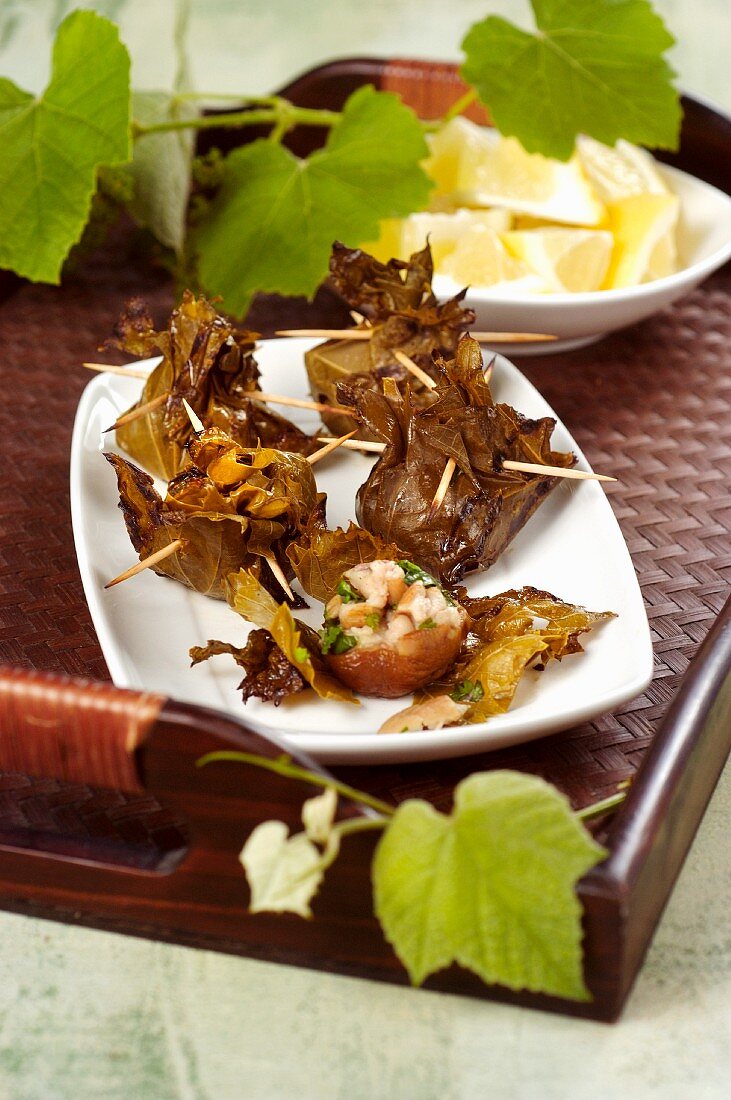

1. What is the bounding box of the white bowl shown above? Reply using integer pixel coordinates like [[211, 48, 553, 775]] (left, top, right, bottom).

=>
[[432, 164, 731, 355]]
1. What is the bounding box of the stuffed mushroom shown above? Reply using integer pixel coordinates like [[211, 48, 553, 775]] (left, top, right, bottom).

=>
[[320, 559, 468, 697]]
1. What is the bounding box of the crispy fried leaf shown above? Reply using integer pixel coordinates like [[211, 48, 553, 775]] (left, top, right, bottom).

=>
[[373, 771, 606, 997], [355, 336, 575, 583], [225, 570, 358, 704], [190, 632, 307, 704], [193, 86, 432, 316], [0, 11, 130, 283], [458, 586, 616, 664], [416, 586, 614, 724], [108, 292, 314, 480], [286, 516, 403, 604], [461, 0, 680, 160], [306, 243, 473, 441]]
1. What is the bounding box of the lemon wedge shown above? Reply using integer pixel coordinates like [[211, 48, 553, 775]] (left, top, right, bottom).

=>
[[360, 209, 513, 267], [426, 118, 605, 227], [424, 115, 488, 196], [577, 136, 669, 203], [502, 229, 614, 292], [400, 208, 512, 266], [440, 224, 548, 291], [358, 219, 404, 264], [603, 194, 680, 288]]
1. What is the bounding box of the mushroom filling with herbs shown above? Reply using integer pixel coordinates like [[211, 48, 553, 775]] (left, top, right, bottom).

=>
[[320, 559, 468, 697]]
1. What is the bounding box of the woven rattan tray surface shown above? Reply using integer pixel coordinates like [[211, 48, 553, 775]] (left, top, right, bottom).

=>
[[0, 59, 729, 1019]]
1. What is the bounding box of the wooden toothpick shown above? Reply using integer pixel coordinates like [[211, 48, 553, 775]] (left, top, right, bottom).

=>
[[83, 362, 150, 380], [316, 436, 383, 453], [274, 328, 556, 344], [393, 350, 435, 390], [306, 430, 359, 465], [105, 539, 183, 589], [502, 460, 617, 483], [483, 355, 496, 386], [263, 552, 294, 601], [470, 331, 557, 343], [105, 392, 168, 433], [427, 457, 457, 521], [182, 399, 205, 433], [315, 437, 615, 485], [247, 391, 356, 418], [275, 328, 372, 341]]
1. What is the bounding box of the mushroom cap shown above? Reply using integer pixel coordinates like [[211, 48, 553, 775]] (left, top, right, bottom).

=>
[[325, 614, 467, 698]]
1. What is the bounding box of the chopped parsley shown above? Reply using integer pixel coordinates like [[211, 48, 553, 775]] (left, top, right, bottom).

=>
[[320, 622, 358, 656], [365, 612, 381, 630], [450, 679, 485, 704], [336, 577, 361, 603], [418, 617, 437, 631], [398, 560, 439, 588], [398, 560, 456, 605]]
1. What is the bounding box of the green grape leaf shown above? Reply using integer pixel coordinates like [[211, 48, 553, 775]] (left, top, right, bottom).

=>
[[194, 85, 431, 316], [461, 0, 681, 160], [373, 771, 606, 999], [126, 91, 196, 254], [0, 10, 131, 282]]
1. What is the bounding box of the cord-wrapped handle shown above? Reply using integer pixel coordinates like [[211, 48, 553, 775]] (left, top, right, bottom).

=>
[[0, 667, 164, 792]]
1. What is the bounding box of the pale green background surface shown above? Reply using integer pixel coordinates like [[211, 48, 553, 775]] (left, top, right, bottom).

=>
[[0, 2, 729, 1097]]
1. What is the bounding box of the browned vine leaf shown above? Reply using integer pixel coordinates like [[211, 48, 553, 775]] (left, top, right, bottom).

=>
[[305, 241, 474, 439], [350, 335, 576, 584], [105, 425, 321, 600], [455, 585, 617, 664], [286, 512, 403, 603], [190, 632, 307, 704], [107, 291, 316, 479], [414, 586, 615, 726]]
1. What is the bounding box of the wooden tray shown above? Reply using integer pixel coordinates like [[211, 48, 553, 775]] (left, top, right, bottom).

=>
[[0, 58, 729, 1023]]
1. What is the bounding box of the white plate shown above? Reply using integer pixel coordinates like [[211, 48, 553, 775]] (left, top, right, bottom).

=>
[[432, 164, 731, 356], [70, 339, 653, 764]]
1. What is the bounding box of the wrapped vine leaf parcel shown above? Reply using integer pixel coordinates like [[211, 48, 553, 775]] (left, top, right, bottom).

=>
[[305, 241, 474, 439], [349, 335, 576, 584], [106, 426, 321, 600], [107, 291, 317, 480]]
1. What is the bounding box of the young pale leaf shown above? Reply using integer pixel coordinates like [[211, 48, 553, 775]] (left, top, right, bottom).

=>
[[461, 0, 681, 160], [302, 787, 338, 845], [194, 85, 431, 316], [127, 91, 196, 254], [373, 771, 606, 1000], [0, 10, 131, 282], [240, 821, 325, 918]]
